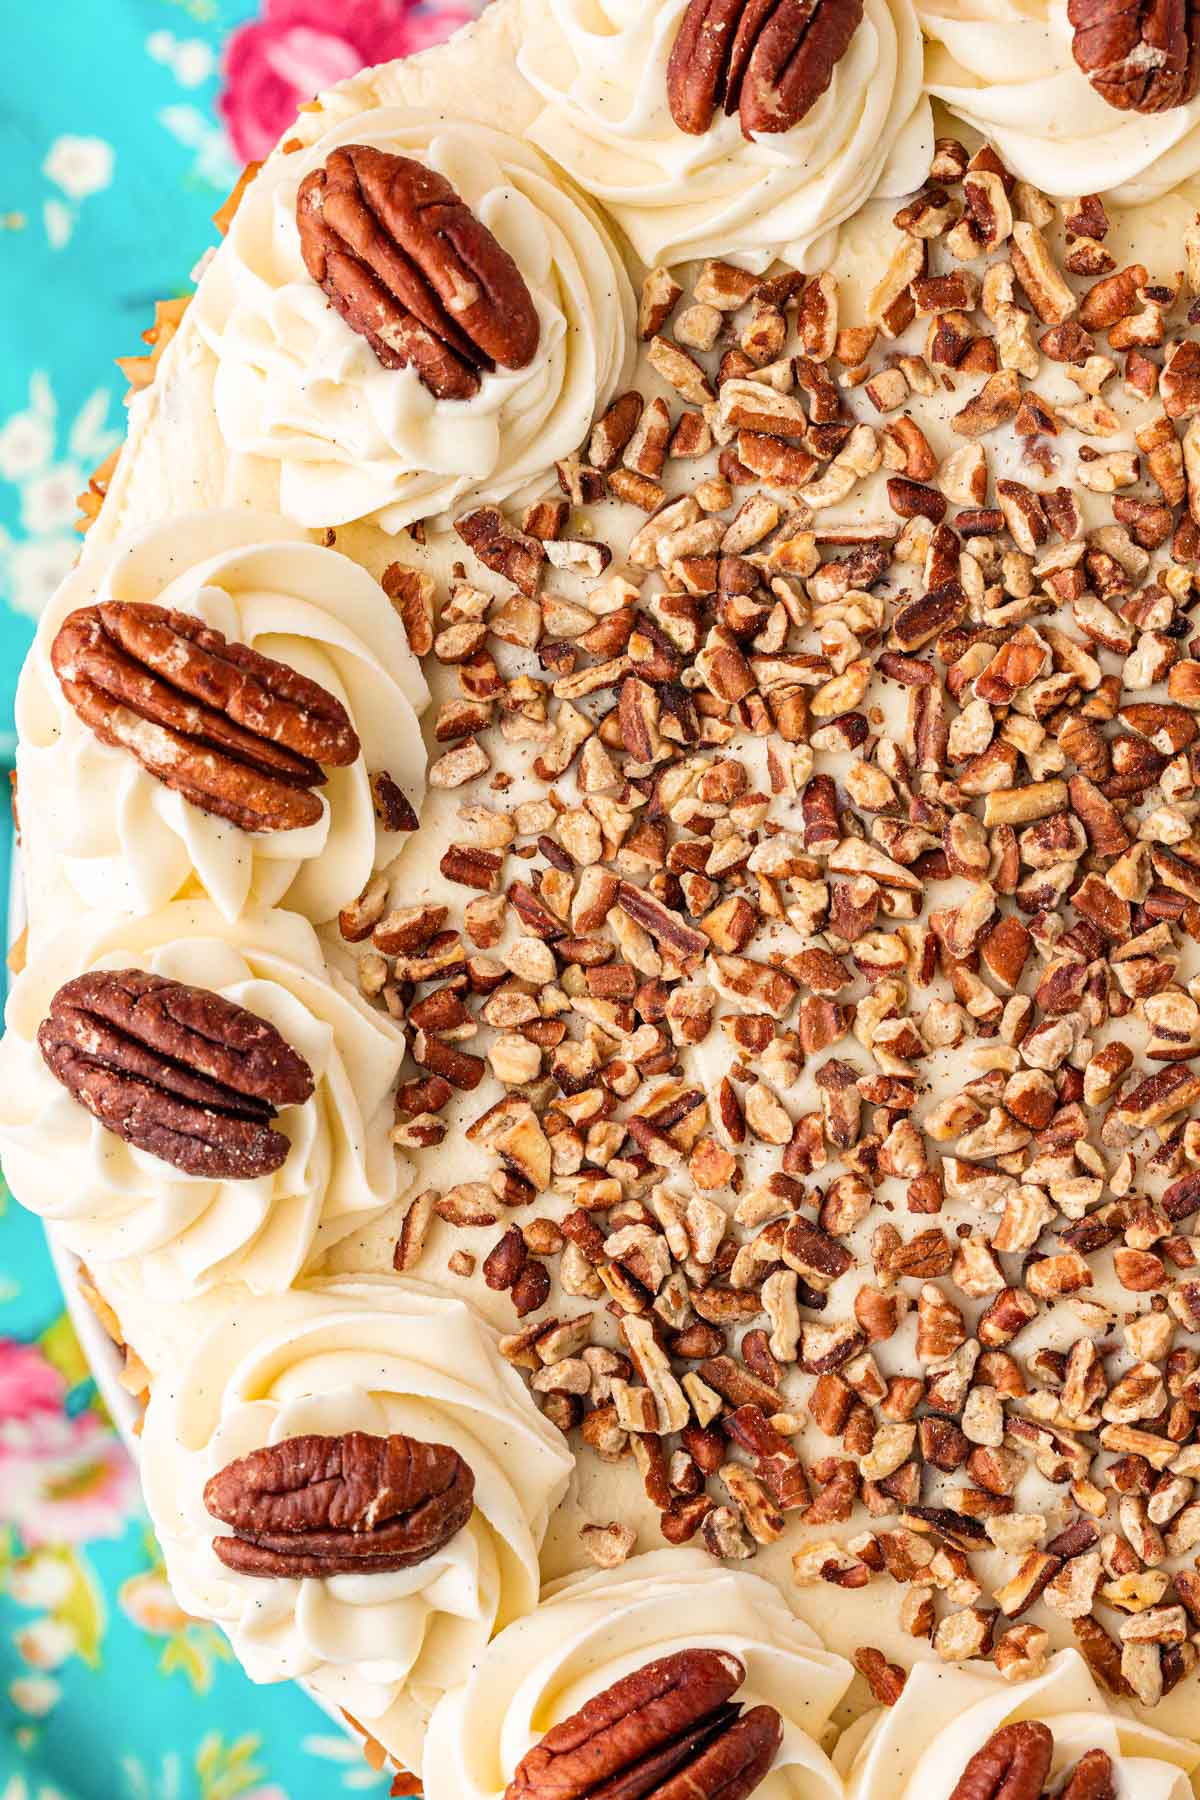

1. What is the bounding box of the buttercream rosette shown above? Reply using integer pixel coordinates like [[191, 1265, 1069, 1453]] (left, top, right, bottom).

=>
[[836, 1649, 1200, 1799], [516, 0, 933, 270], [139, 1277, 574, 1775], [921, 0, 1200, 201], [193, 110, 634, 532], [423, 1548, 852, 1797], [0, 902, 408, 1298], [17, 510, 428, 937]]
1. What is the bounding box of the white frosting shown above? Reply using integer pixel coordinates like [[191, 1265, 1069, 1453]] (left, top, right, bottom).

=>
[[193, 112, 634, 533], [423, 1549, 851, 1798], [139, 1277, 574, 1774], [16, 511, 428, 936], [0, 903, 408, 1298], [921, 0, 1200, 201], [837, 1650, 1200, 1800], [516, 0, 933, 271]]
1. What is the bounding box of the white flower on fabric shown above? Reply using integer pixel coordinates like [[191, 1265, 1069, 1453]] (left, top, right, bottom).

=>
[[5, 1556, 73, 1611], [42, 136, 115, 201], [6, 537, 77, 621], [20, 464, 84, 535], [7, 1674, 60, 1717], [147, 30, 215, 89], [0, 412, 52, 482], [13, 1618, 77, 1671]]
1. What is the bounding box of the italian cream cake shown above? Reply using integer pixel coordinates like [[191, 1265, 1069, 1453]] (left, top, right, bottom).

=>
[[12, 0, 1200, 1792]]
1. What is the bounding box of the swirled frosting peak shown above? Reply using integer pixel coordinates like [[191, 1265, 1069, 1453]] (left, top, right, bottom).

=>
[[517, 0, 933, 270], [837, 1650, 1200, 1799], [193, 112, 634, 532], [17, 510, 428, 936], [140, 1277, 574, 1775], [921, 0, 1200, 201], [423, 1549, 852, 1797], [0, 903, 409, 1298]]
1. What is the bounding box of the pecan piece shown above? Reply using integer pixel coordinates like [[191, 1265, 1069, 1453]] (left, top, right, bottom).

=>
[[947, 1721, 1053, 1800], [504, 1647, 782, 1800], [204, 1431, 474, 1576], [1068, 0, 1200, 113], [296, 145, 538, 397], [1059, 1751, 1117, 1800], [38, 969, 313, 1179], [667, 0, 864, 141], [51, 601, 359, 833]]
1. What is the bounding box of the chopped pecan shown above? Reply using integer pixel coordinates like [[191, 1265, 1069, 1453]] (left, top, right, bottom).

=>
[[667, 0, 865, 140], [204, 1431, 474, 1576], [504, 1647, 782, 1800], [296, 145, 538, 395], [51, 602, 359, 832], [39, 969, 313, 1179]]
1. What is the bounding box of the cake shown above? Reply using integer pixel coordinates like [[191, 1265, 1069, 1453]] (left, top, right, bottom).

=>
[[10, 0, 1200, 1792]]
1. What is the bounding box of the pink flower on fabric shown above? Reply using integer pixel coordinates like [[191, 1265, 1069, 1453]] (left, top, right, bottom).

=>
[[0, 1408, 139, 1545], [218, 0, 481, 164], [0, 1338, 66, 1421]]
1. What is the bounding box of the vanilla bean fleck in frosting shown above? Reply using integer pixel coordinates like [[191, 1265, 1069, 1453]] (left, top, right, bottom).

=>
[[18, 511, 428, 936], [194, 112, 634, 533], [517, 0, 933, 270], [140, 1278, 574, 1776], [0, 903, 408, 1298]]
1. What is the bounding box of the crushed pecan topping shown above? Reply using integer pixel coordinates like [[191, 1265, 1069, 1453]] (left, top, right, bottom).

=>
[[38, 969, 313, 1178], [504, 1647, 781, 1800], [296, 145, 539, 397], [204, 1431, 475, 1576], [51, 600, 360, 833], [1068, 0, 1200, 112], [667, 0, 864, 141], [321, 140, 1200, 1707]]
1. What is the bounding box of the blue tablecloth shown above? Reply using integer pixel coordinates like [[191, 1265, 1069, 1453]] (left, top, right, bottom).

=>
[[0, 4, 482, 1794]]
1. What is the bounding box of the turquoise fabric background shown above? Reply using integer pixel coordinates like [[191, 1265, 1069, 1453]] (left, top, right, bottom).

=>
[[0, 3, 482, 1794]]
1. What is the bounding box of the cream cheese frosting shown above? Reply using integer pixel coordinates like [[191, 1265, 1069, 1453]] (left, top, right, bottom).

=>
[[836, 1650, 1200, 1799], [193, 110, 634, 534], [921, 0, 1200, 201], [422, 1549, 852, 1798], [0, 902, 408, 1298], [516, 0, 933, 271], [16, 511, 428, 938], [139, 1277, 574, 1775]]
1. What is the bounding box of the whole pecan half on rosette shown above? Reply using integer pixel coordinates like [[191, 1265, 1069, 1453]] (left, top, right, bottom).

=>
[[296, 145, 540, 399], [667, 0, 864, 140], [37, 968, 314, 1179], [204, 1431, 476, 1577], [51, 600, 360, 833], [1068, 0, 1200, 111], [504, 1647, 782, 1800], [947, 1721, 1053, 1800], [1058, 1750, 1117, 1800]]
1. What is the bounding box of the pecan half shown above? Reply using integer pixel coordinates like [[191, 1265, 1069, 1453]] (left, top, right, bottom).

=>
[[1059, 1751, 1117, 1800], [1068, 0, 1200, 113], [667, 0, 864, 141], [505, 1647, 782, 1800], [38, 969, 313, 1179], [52, 601, 359, 833], [204, 1431, 475, 1576], [296, 145, 539, 397], [947, 1722, 1053, 1800]]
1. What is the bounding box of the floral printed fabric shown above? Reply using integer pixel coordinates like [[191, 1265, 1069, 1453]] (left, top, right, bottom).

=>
[[0, 2, 484, 1795]]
